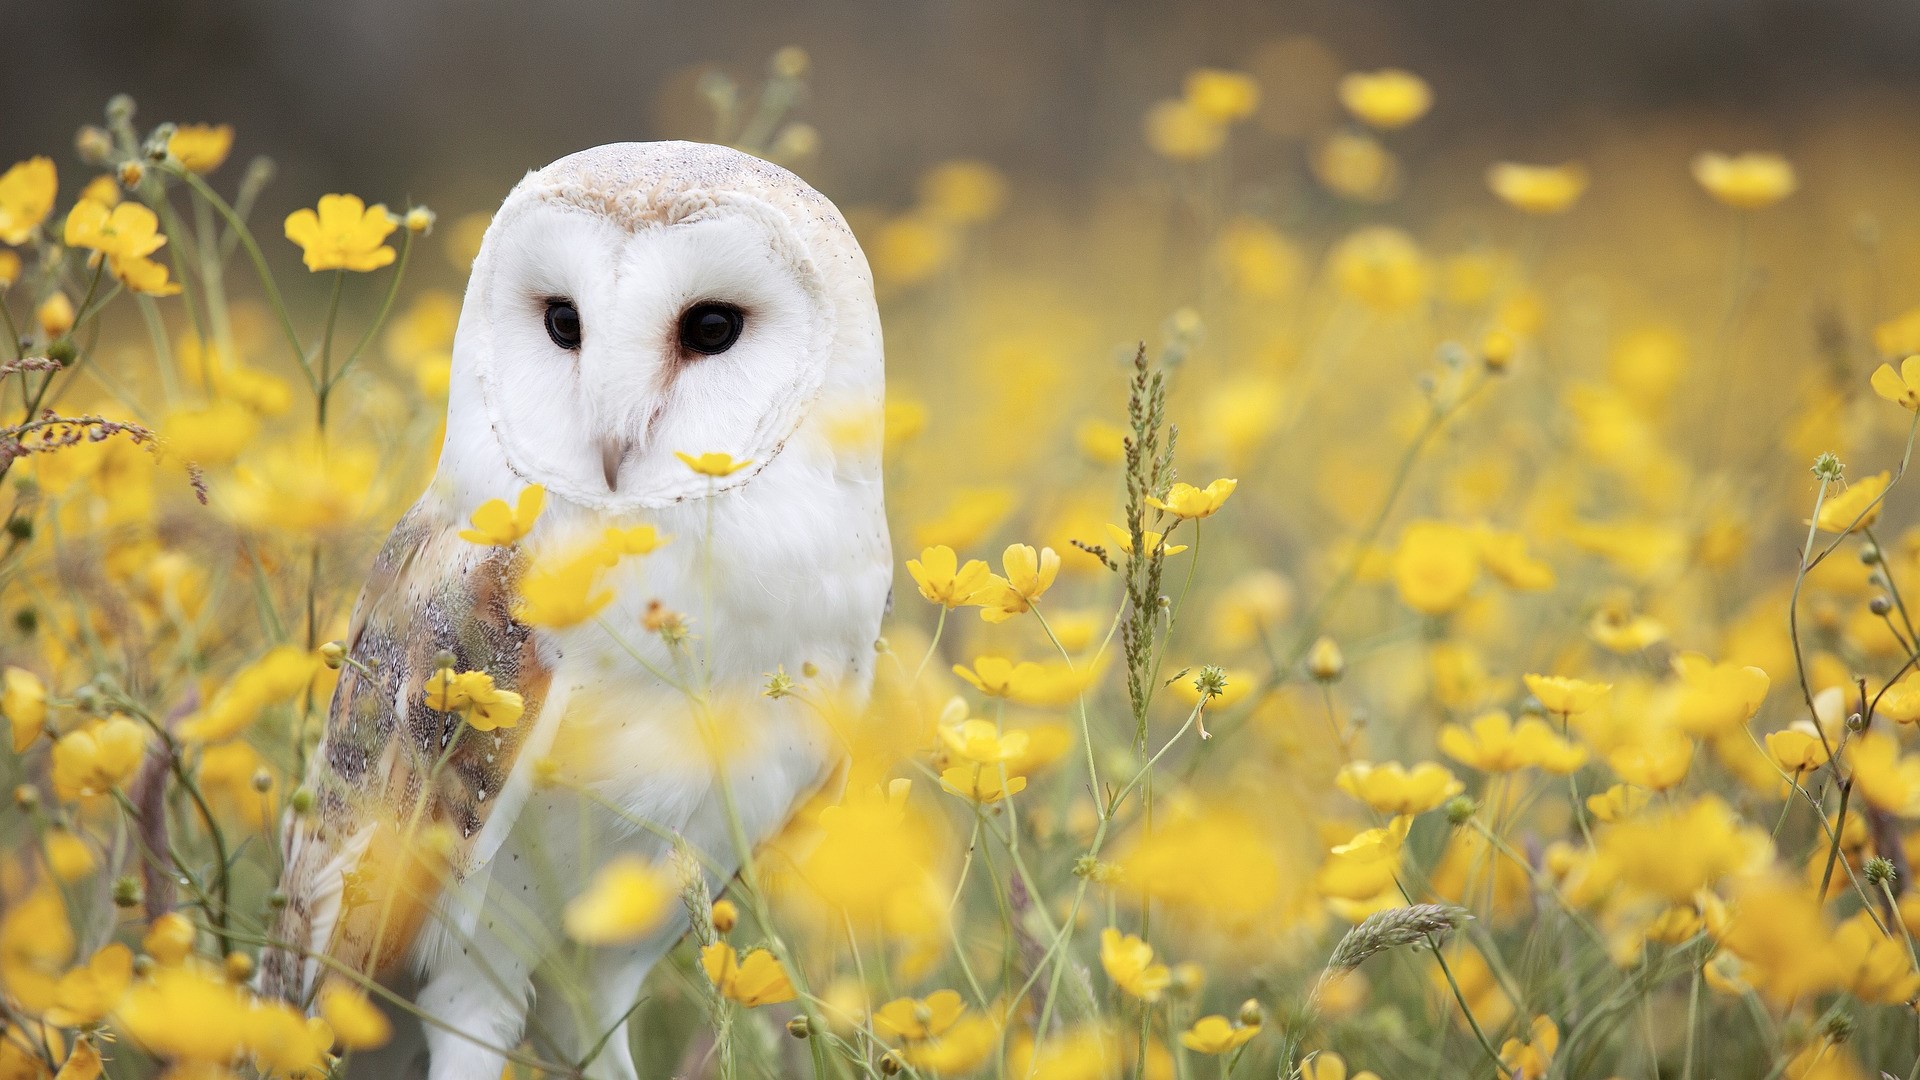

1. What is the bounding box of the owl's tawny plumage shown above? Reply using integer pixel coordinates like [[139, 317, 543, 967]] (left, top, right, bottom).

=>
[[262, 142, 889, 1080]]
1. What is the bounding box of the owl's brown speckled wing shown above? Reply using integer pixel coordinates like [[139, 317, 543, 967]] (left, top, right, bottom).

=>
[[260, 497, 555, 1004]]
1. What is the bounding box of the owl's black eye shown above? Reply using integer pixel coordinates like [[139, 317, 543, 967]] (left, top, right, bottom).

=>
[[678, 302, 745, 355], [544, 299, 581, 350]]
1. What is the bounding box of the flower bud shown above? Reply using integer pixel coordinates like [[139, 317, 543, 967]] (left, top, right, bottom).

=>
[[118, 160, 145, 189], [1871, 596, 1893, 617], [268, 889, 289, 910], [1811, 453, 1845, 482], [1824, 1012, 1854, 1044], [1860, 542, 1883, 565], [711, 898, 738, 934], [113, 875, 144, 908], [1445, 795, 1478, 826], [75, 126, 114, 164], [772, 46, 811, 79], [13, 784, 39, 812], [6, 517, 31, 540], [1847, 711, 1867, 733], [224, 950, 254, 983], [105, 95, 136, 127], [251, 767, 274, 794], [1238, 998, 1263, 1026], [404, 206, 436, 233], [879, 1052, 904, 1076], [45, 340, 76, 366], [786, 1015, 811, 1039], [433, 650, 457, 671], [319, 641, 346, 669], [1481, 330, 1514, 372], [290, 787, 315, 815], [1307, 636, 1345, 682]]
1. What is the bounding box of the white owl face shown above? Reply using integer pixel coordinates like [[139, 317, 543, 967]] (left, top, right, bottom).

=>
[[462, 166, 839, 511]]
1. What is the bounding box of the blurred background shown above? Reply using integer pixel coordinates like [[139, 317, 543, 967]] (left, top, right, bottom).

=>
[[8, 0, 1920, 223]]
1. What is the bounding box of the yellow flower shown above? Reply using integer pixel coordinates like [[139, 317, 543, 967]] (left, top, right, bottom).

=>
[[1099, 927, 1172, 1001], [1314, 818, 1411, 901], [142, 912, 197, 966], [872, 988, 966, 1041], [979, 543, 1061, 623], [423, 669, 525, 731], [1585, 783, 1650, 823], [1813, 471, 1888, 533], [1393, 520, 1479, 615], [1524, 673, 1612, 715], [37, 292, 74, 338], [1669, 652, 1770, 735], [319, 983, 391, 1050], [1329, 226, 1430, 312], [1847, 731, 1920, 815], [0, 249, 19, 290], [1475, 527, 1555, 590], [1335, 761, 1463, 815], [675, 450, 751, 477], [168, 123, 235, 173], [1879, 671, 1920, 723], [900, 1012, 999, 1073], [283, 193, 398, 272], [1589, 604, 1667, 653], [953, 656, 1045, 699], [1486, 162, 1588, 214], [1312, 130, 1401, 203], [1147, 478, 1237, 520], [458, 485, 545, 546], [1498, 1016, 1559, 1080], [223, 434, 378, 535], [51, 716, 147, 801], [1338, 69, 1432, 129], [43, 830, 95, 882], [1607, 728, 1693, 791], [1692, 151, 1796, 209], [0, 157, 56, 245], [44, 943, 132, 1027], [178, 645, 319, 744], [4, 666, 47, 752], [1180, 1015, 1259, 1054], [1438, 710, 1588, 774], [1832, 909, 1920, 1004], [1871, 355, 1920, 410], [1184, 68, 1259, 122], [1589, 796, 1771, 904], [515, 545, 616, 629], [1765, 726, 1831, 773], [906, 545, 998, 608], [918, 160, 1008, 224], [1300, 1051, 1381, 1080], [701, 943, 796, 1006], [939, 718, 1030, 766], [62, 198, 181, 296], [1144, 99, 1225, 161], [1103, 522, 1188, 557], [601, 523, 668, 557], [1717, 881, 1844, 1005], [564, 857, 673, 945], [940, 764, 1027, 804]]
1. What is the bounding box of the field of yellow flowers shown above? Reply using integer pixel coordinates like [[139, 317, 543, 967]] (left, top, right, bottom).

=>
[[6, 47, 1920, 1080]]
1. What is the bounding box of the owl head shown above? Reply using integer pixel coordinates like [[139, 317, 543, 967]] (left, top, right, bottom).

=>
[[441, 141, 881, 512]]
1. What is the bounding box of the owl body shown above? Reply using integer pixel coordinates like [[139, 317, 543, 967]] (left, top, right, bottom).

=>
[[264, 143, 889, 1080]]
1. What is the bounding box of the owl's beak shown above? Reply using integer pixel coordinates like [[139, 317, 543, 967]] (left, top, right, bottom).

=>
[[600, 437, 628, 492]]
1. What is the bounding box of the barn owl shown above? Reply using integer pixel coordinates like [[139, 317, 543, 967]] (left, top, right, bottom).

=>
[[259, 142, 890, 1080]]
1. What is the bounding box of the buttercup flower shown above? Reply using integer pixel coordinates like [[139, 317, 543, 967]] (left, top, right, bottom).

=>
[[940, 764, 1027, 803], [565, 857, 673, 944], [1499, 1016, 1560, 1080], [1103, 522, 1188, 556], [1813, 470, 1888, 533], [1439, 710, 1588, 774], [1180, 1014, 1260, 1054], [1692, 151, 1796, 209], [1099, 927, 1172, 1001], [0, 157, 55, 244], [63, 198, 181, 296], [978, 543, 1060, 622], [3, 666, 47, 752], [701, 943, 796, 1006], [953, 656, 1045, 699], [1668, 653, 1769, 735], [1336, 760, 1464, 815], [1184, 69, 1259, 122], [1765, 726, 1831, 773], [906, 545, 998, 608], [1147, 478, 1237, 519], [1871, 355, 1920, 410], [50, 716, 146, 801], [284, 193, 398, 272], [939, 717, 1029, 765], [458, 485, 545, 546], [676, 450, 751, 477], [319, 984, 392, 1050], [1487, 162, 1588, 214], [1338, 69, 1433, 128], [1394, 520, 1480, 615], [167, 123, 235, 173], [423, 669, 525, 731], [1524, 673, 1611, 715]]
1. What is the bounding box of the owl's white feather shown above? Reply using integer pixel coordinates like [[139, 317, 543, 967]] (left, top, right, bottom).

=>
[[264, 142, 889, 1080]]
